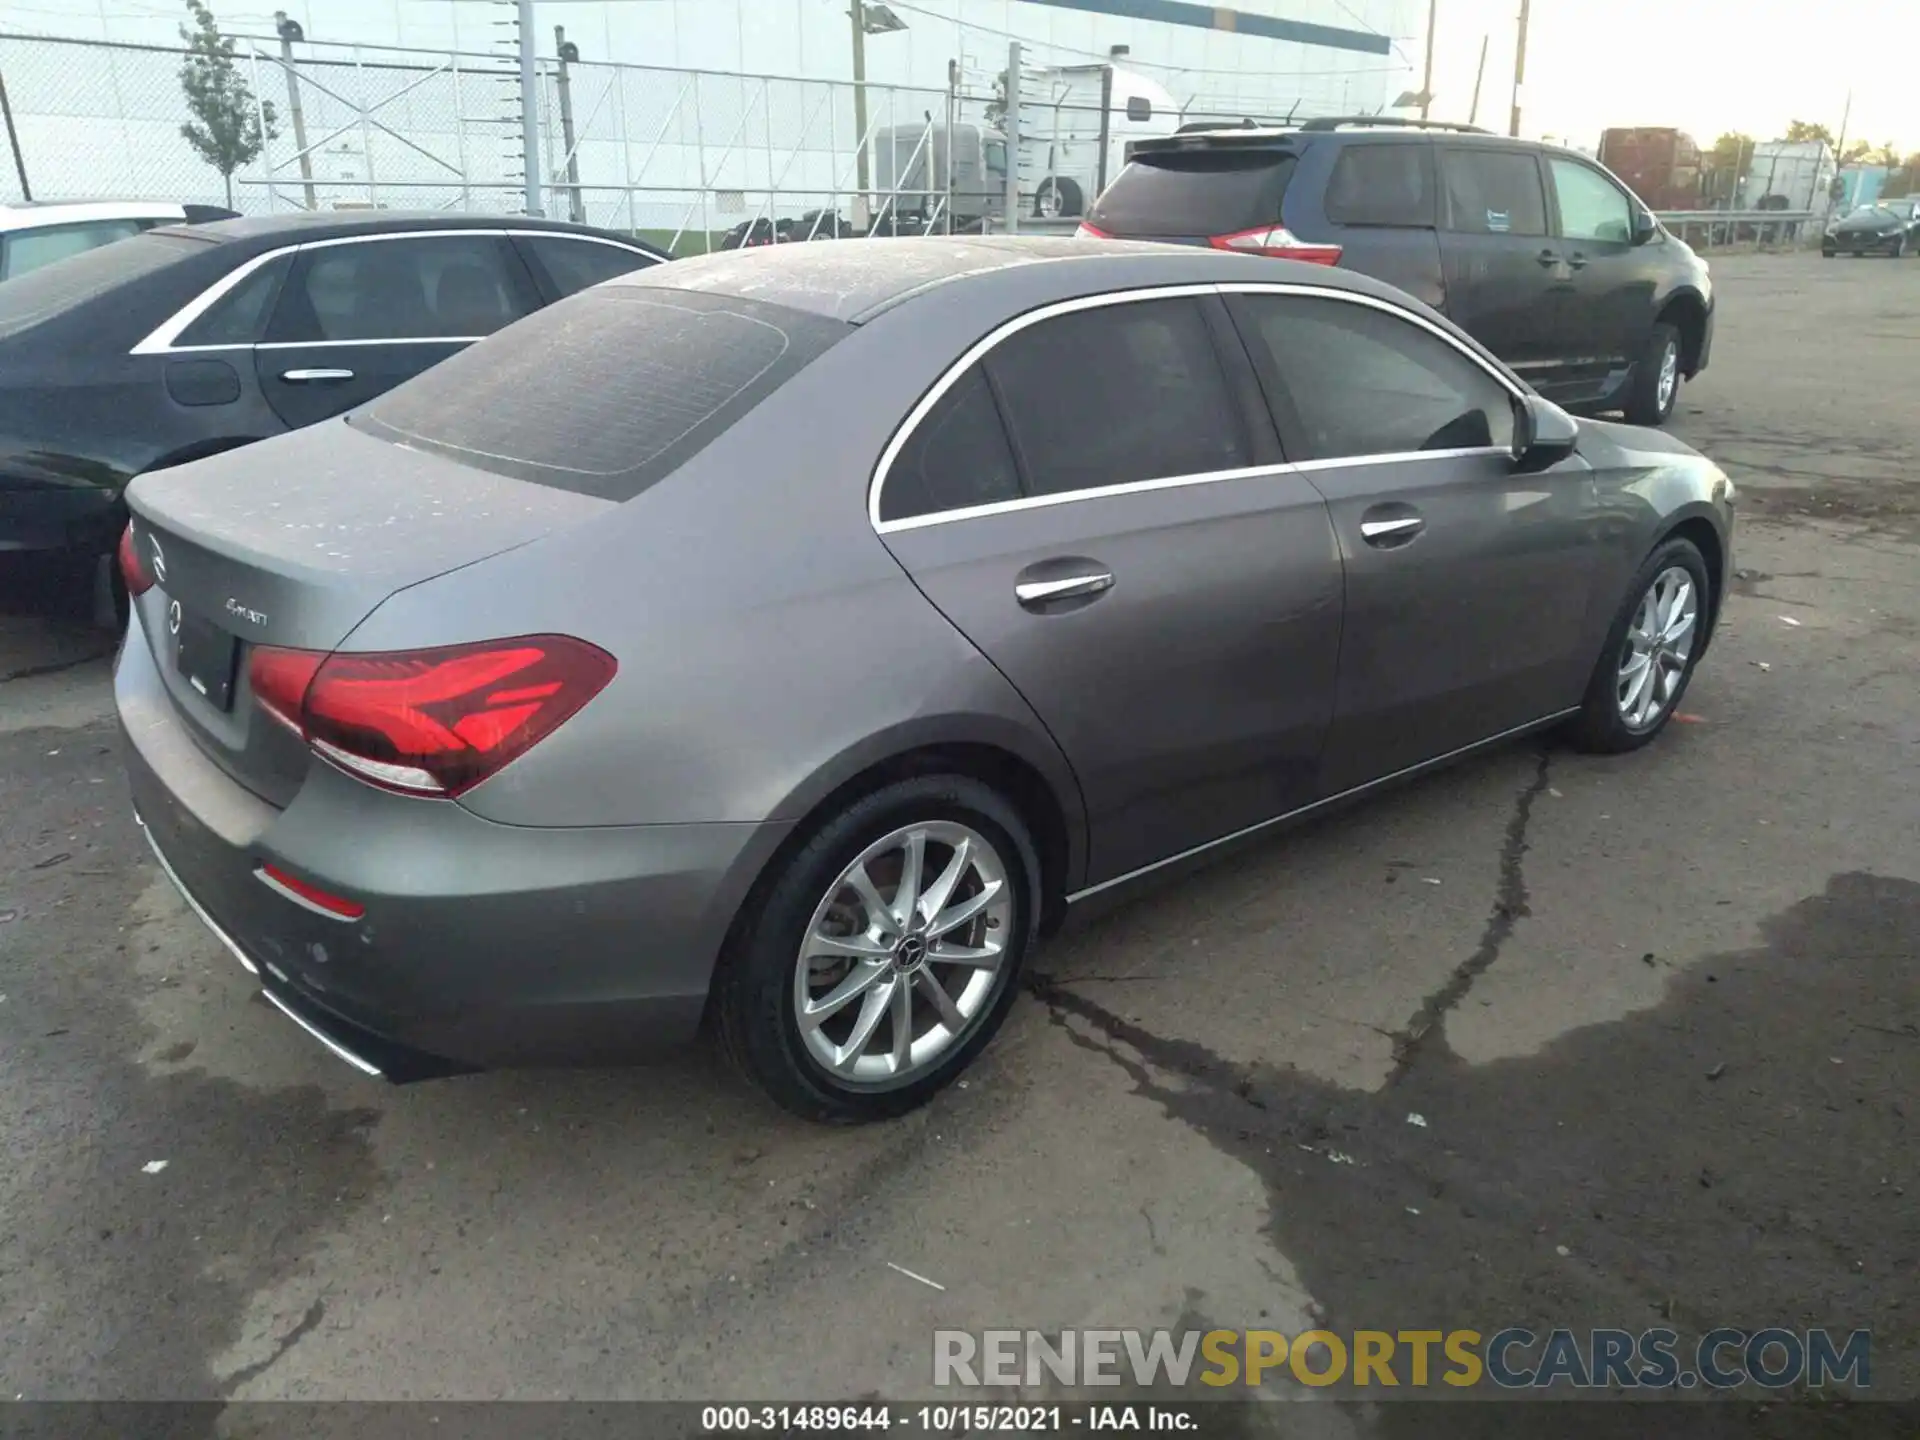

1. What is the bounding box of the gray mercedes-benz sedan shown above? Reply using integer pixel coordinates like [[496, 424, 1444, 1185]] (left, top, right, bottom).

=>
[[116, 237, 1734, 1121]]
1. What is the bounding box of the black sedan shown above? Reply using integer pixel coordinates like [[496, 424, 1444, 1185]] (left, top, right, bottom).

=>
[[0, 211, 665, 617], [1822, 201, 1920, 258]]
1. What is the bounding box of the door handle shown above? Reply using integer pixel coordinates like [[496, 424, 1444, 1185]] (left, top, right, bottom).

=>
[[1566, 252, 1589, 269], [1535, 248, 1560, 267], [1359, 515, 1425, 545], [1015, 572, 1113, 606], [279, 367, 355, 383]]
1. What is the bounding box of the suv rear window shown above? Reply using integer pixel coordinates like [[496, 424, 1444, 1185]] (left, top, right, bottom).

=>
[[350, 286, 849, 500], [1088, 150, 1297, 237], [0, 230, 209, 341]]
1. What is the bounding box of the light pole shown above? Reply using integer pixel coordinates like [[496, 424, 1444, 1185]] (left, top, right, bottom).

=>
[[1508, 0, 1530, 138], [848, 1, 905, 229], [274, 11, 316, 210]]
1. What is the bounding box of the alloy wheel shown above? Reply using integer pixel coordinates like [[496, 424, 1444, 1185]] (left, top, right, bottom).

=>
[[792, 821, 1012, 1088], [1617, 566, 1697, 730], [1037, 188, 1062, 219], [1656, 338, 1680, 415]]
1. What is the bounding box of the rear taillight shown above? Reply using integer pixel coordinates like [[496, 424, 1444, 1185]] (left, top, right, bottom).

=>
[[1074, 221, 1111, 239], [246, 635, 616, 798], [118, 523, 154, 596], [1208, 226, 1344, 264]]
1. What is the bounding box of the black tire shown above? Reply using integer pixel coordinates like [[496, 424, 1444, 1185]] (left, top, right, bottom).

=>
[[1622, 321, 1682, 426], [1894, 236, 1908, 259], [1564, 536, 1711, 755], [713, 773, 1041, 1123], [1033, 177, 1084, 220]]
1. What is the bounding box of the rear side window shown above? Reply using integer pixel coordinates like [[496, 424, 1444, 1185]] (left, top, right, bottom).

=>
[[271, 235, 532, 343], [1233, 294, 1515, 460], [176, 254, 292, 346], [984, 297, 1249, 497], [520, 235, 657, 298], [1088, 151, 1297, 237], [0, 230, 207, 342], [1440, 149, 1547, 236], [0, 219, 145, 280], [1325, 143, 1436, 227], [352, 287, 848, 500], [880, 367, 1022, 523]]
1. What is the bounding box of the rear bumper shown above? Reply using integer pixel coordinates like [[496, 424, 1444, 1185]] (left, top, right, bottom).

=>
[[116, 610, 791, 1078]]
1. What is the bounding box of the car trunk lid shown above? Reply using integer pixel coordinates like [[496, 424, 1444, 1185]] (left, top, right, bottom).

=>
[[125, 420, 614, 806]]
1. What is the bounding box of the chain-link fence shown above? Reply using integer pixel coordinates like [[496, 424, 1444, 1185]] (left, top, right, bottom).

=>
[[0, 29, 1385, 249]]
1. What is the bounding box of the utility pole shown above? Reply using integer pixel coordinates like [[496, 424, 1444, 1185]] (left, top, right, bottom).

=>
[[1419, 0, 1436, 120], [1830, 87, 1853, 209], [1467, 33, 1487, 127], [850, 0, 870, 228], [274, 13, 316, 210], [517, 0, 542, 215], [553, 25, 584, 223], [1507, 0, 1529, 139], [1003, 41, 1021, 233]]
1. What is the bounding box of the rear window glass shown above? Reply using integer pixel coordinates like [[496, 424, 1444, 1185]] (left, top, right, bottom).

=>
[[350, 286, 849, 500], [1088, 150, 1297, 237], [1325, 143, 1436, 227], [0, 230, 208, 341]]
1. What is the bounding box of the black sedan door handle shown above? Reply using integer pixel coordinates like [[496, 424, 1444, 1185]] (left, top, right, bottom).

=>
[[1535, 248, 1561, 267], [1015, 571, 1113, 606], [280, 367, 355, 383], [1360, 512, 1425, 548], [1566, 252, 1589, 270]]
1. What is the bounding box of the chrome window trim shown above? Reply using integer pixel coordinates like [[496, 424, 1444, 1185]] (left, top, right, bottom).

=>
[[130, 228, 653, 356], [868, 279, 1525, 534]]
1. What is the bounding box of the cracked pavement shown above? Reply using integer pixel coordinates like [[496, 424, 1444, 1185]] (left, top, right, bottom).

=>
[[0, 251, 1915, 1413]]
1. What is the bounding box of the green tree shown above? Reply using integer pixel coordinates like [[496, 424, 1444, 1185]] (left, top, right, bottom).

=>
[[1882, 154, 1920, 199], [178, 0, 277, 208], [1704, 131, 1754, 202], [1783, 119, 1834, 147]]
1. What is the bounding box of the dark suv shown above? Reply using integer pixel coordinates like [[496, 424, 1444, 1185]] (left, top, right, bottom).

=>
[[1080, 117, 1713, 426]]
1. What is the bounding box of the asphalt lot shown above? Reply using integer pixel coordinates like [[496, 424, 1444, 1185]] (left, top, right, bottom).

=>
[[1, 250, 1915, 1418]]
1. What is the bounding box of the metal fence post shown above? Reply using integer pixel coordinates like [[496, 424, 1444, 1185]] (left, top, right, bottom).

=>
[[248, 45, 278, 211], [1003, 41, 1020, 233], [516, 0, 540, 215]]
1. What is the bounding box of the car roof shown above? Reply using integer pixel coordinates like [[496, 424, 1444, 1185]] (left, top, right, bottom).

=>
[[170, 209, 659, 249], [0, 198, 186, 231], [1135, 121, 1587, 160], [620, 234, 1432, 325]]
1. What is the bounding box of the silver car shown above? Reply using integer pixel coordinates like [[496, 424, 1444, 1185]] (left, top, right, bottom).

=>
[[116, 238, 1734, 1121]]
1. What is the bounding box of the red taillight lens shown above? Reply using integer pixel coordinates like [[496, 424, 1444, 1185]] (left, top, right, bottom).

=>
[[1074, 221, 1111, 239], [118, 523, 154, 596], [246, 635, 616, 798], [1208, 226, 1344, 264]]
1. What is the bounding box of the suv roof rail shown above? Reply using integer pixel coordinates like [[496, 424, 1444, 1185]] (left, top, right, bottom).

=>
[[1174, 118, 1272, 134], [1297, 115, 1492, 134]]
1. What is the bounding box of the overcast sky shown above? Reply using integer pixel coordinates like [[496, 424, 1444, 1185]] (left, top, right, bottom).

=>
[[1426, 0, 1908, 153]]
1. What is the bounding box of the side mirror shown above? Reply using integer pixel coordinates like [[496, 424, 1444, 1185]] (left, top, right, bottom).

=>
[[1511, 393, 1579, 471], [1125, 96, 1152, 122], [1631, 209, 1659, 245]]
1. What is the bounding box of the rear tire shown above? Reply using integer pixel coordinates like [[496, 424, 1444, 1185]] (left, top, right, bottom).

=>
[[714, 774, 1040, 1123], [1623, 321, 1682, 427], [1564, 537, 1710, 755], [1033, 177, 1083, 220]]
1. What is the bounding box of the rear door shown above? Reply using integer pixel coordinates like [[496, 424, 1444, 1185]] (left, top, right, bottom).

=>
[[511, 232, 661, 300], [1435, 145, 1568, 394], [1543, 156, 1651, 397], [874, 292, 1344, 886], [1312, 139, 1447, 311], [255, 232, 539, 430], [1225, 286, 1602, 793]]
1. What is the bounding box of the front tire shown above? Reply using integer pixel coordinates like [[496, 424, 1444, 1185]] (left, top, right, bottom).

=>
[[1623, 321, 1682, 426], [714, 774, 1040, 1123], [1565, 537, 1710, 754]]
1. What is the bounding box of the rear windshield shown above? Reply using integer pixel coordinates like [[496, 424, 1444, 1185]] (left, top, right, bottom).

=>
[[350, 285, 849, 500], [1088, 150, 1297, 237], [0, 230, 209, 342]]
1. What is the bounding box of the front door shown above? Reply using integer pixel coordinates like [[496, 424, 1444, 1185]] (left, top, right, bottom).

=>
[[256, 232, 538, 430], [1436, 145, 1570, 396], [1543, 156, 1653, 400], [874, 294, 1344, 887], [1225, 287, 1603, 794]]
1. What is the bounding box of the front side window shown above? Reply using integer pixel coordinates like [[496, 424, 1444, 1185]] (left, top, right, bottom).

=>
[[520, 235, 656, 298], [1439, 149, 1547, 237], [879, 367, 1022, 523], [271, 235, 531, 343], [1, 219, 145, 280], [1550, 159, 1633, 243], [983, 297, 1249, 498], [1234, 294, 1515, 460], [1325, 143, 1435, 227]]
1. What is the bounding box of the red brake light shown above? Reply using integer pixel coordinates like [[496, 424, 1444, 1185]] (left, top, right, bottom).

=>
[[246, 635, 616, 798], [118, 523, 154, 596], [1074, 221, 1111, 239], [1208, 226, 1344, 264]]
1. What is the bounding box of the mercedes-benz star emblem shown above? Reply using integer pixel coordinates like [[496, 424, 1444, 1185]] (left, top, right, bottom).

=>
[[148, 535, 167, 585], [167, 599, 182, 636]]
